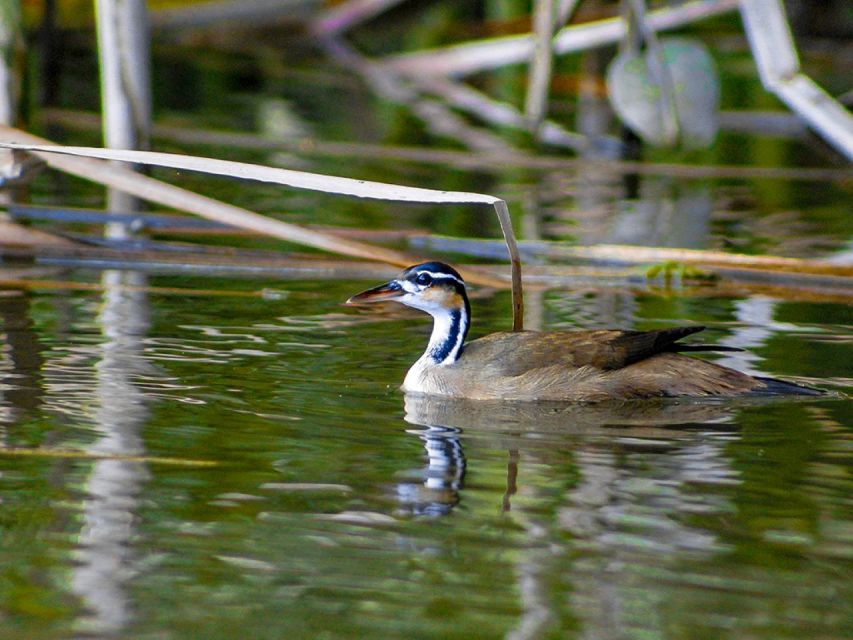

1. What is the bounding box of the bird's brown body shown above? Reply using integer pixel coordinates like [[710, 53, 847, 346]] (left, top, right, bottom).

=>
[[403, 328, 777, 401], [348, 262, 822, 402]]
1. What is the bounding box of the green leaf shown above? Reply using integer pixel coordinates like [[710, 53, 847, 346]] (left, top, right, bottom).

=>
[[607, 37, 720, 149]]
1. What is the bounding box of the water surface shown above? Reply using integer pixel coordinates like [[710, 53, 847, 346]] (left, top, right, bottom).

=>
[[0, 272, 850, 639]]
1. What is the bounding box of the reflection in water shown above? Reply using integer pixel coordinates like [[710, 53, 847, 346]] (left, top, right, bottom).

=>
[[404, 393, 742, 540], [404, 393, 740, 436], [547, 154, 714, 250], [404, 393, 744, 638], [0, 291, 45, 429], [396, 426, 466, 516], [71, 270, 151, 636], [608, 182, 713, 249], [502, 448, 519, 513], [714, 295, 796, 376]]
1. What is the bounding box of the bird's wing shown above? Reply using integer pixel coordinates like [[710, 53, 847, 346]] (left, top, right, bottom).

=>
[[463, 326, 735, 375], [609, 326, 706, 367]]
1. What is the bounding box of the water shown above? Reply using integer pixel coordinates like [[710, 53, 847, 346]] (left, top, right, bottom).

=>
[[0, 271, 850, 639], [7, 11, 853, 639]]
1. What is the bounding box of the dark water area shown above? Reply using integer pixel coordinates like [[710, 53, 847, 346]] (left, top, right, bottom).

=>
[[3, 9, 853, 639]]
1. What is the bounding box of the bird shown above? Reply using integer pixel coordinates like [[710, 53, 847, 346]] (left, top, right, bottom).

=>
[[346, 261, 824, 402]]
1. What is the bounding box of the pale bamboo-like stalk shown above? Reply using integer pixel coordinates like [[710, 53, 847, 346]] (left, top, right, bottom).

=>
[[43, 108, 853, 181], [95, 0, 151, 238], [495, 201, 524, 329], [0, 130, 428, 264], [0, 128, 525, 328], [739, 0, 853, 161], [417, 235, 853, 278], [310, 0, 407, 36], [383, 0, 739, 77], [0, 0, 21, 126], [417, 76, 589, 151], [566, 244, 853, 276], [0, 0, 22, 190], [525, 0, 556, 134], [556, 0, 581, 26], [322, 37, 512, 153]]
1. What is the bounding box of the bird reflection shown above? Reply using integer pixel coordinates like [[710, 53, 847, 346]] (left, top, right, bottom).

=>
[[402, 392, 747, 532], [396, 425, 466, 516], [403, 392, 752, 638]]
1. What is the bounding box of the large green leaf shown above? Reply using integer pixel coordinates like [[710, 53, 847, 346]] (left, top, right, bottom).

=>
[[607, 37, 720, 149]]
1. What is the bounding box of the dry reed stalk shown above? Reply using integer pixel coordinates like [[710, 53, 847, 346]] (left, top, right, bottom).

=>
[[0, 220, 78, 247], [42, 109, 853, 181], [0, 127, 526, 327]]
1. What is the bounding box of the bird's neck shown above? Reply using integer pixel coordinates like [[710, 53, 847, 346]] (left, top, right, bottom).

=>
[[422, 304, 469, 366]]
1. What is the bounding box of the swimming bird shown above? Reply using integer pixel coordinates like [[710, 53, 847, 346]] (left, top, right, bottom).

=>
[[347, 262, 823, 401]]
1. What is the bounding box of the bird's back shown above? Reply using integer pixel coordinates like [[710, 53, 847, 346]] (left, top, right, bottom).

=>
[[403, 329, 819, 401]]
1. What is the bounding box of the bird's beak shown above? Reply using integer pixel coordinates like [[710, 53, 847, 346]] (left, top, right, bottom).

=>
[[346, 279, 404, 305]]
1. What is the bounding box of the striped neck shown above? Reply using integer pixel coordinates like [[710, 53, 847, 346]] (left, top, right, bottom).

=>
[[423, 300, 470, 366]]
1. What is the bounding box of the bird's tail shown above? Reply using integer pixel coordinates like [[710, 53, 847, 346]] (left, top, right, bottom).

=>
[[752, 376, 826, 396]]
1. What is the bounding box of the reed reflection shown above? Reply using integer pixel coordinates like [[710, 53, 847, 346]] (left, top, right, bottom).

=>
[[71, 270, 152, 636], [714, 295, 788, 376], [0, 290, 45, 428]]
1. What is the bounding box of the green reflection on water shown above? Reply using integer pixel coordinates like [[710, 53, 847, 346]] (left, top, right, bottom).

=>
[[0, 276, 850, 639]]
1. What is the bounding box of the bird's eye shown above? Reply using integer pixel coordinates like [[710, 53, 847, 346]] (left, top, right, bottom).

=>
[[415, 272, 432, 286]]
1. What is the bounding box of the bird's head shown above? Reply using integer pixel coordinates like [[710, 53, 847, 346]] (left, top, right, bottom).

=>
[[346, 262, 469, 317]]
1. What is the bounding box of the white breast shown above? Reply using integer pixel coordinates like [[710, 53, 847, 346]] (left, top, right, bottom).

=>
[[403, 357, 450, 395]]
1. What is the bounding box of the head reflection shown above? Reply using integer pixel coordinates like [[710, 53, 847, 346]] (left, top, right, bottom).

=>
[[396, 425, 466, 517]]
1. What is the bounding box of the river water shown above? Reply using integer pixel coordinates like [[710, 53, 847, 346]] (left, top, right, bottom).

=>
[[0, 268, 850, 639]]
